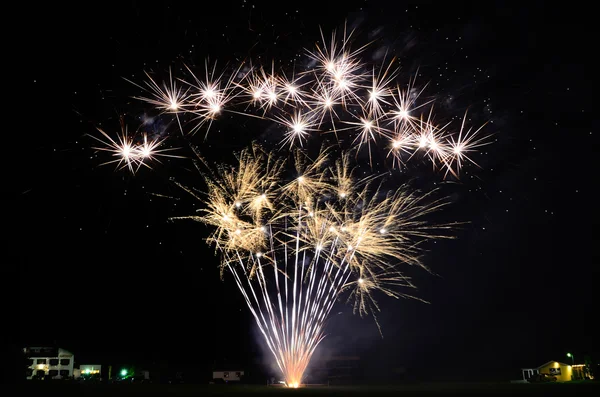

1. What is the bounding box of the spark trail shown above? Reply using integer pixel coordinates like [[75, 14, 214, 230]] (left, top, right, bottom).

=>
[[172, 144, 452, 386]]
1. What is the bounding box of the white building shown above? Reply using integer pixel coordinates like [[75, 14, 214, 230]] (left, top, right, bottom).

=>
[[24, 347, 75, 379], [213, 370, 244, 382]]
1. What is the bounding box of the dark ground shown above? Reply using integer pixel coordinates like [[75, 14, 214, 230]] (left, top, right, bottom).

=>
[[17, 381, 599, 396]]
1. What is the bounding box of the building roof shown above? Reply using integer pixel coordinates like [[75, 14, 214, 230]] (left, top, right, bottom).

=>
[[23, 347, 60, 357], [537, 360, 570, 368], [522, 360, 571, 370]]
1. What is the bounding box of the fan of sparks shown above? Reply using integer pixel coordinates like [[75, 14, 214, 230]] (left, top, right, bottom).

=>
[[95, 29, 488, 177], [172, 144, 451, 387]]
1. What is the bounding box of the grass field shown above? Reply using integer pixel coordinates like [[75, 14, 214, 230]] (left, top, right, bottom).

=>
[[17, 381, 599, 396]]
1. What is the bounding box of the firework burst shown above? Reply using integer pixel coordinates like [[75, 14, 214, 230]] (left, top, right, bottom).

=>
[[171, 144, 453, 386], [89, 118, 183, 173], [94, 27, 489, 176]]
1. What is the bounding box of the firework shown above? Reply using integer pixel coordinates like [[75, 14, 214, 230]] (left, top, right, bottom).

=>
[[89, 27, 491, 387], [92, 27, 489, 176], [89, 119, 183, 173], [171, 144, 452, 386]]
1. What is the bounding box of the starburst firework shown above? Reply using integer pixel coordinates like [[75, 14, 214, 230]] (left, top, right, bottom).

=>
[[93, 27, 489, 176], [89, 119, 183, 173]]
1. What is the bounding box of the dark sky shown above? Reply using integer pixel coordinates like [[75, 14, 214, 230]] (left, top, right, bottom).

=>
[[16, 0, 597, 381]]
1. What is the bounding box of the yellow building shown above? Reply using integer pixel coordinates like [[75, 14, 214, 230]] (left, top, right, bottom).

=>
[[522, 361, 572, 382], [571, 364, 594, 380]]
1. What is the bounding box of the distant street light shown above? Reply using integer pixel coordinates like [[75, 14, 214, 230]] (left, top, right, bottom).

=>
[[566, 352, 574, 365]]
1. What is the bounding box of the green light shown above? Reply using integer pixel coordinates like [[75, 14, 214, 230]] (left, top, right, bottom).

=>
[[120, 369, 127, 376], [567, 353, 572, 358]]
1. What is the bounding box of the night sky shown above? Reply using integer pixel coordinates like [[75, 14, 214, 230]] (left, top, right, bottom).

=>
[[16, 0, 597, 381]]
